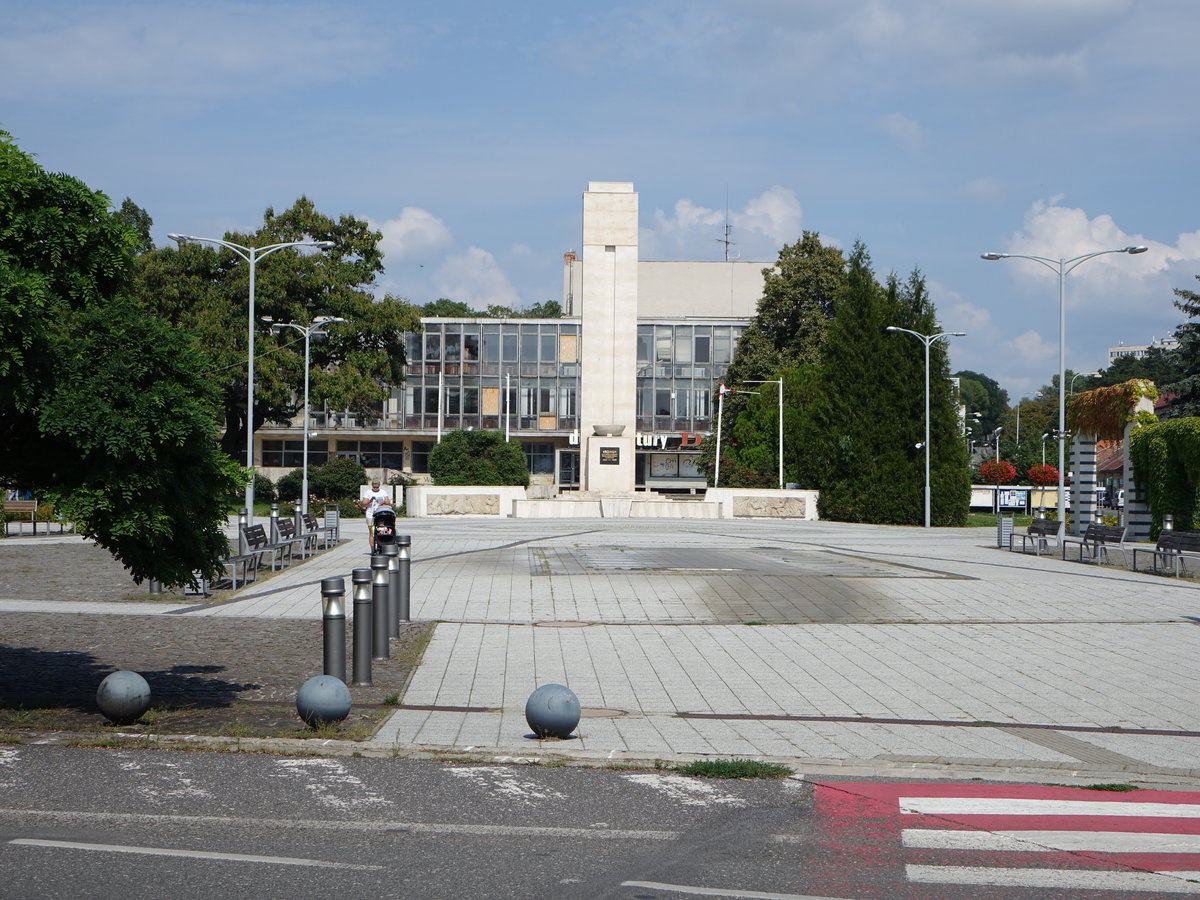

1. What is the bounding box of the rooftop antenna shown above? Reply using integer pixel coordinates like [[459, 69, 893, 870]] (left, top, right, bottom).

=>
[[714, 187, 737, 261]]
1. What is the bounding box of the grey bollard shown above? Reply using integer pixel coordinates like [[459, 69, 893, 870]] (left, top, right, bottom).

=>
[[351, 567, 373, 686], [148, 580, 162, 595], [238, 507, 249, 555], [371, 554, 390, 661], [383, 544, 400, 639], [321, 576, 347, 682], [397, 534, 411, 623], [270, 503, 280, 544]]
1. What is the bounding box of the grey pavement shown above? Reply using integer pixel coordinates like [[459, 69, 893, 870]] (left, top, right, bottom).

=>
[[5, 516, 1200, 783]]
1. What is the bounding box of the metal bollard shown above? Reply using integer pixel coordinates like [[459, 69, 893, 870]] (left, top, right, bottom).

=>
[[321, 576, 347, 682], [371, 554, 390, 661], [397, 534, 411, 623], [269, 503, 280, 544], [148, 580, 162, 595], [383, 543, 400, 639], [238, 507, 249, 555], [351, 567, 373, 686]]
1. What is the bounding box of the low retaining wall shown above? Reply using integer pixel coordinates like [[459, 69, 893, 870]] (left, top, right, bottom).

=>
[[703, 488, 819, 520], [405, 485, 528, 517]]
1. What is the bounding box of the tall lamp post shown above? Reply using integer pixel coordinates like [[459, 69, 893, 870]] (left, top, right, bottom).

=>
[[168, 234, 335, 519], [269, 317, 345, 515], [885, 326, 966, 528], [982, 246, 1147, 536], [743, 379, 784, 489]]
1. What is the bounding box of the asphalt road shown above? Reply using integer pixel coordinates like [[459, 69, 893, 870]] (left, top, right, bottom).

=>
[[2, 746, 1193, 900]]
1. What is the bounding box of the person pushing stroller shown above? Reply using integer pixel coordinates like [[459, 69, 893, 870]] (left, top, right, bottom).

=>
[[363, 480, 392, 552]]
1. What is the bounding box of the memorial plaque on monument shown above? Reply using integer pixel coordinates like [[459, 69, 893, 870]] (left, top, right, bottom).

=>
[[599, 447, 620, 465]]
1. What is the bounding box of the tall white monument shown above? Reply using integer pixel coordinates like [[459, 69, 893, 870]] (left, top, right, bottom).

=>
[[578, 182, 638, 492]]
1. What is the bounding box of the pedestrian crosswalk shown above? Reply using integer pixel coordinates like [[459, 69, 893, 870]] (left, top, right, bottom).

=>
[[818, 781, 1200, 895]]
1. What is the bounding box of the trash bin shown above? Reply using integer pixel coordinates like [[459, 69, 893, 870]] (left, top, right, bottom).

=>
[[996, 514, 1013, 549]]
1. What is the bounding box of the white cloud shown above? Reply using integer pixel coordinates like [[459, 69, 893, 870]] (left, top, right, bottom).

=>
[[435, 247, 521, 309], [642, 187, 802, 260], [876, 113, 925, 151], [373, 208, 454, 263], [1010, 328, 1057, 364]]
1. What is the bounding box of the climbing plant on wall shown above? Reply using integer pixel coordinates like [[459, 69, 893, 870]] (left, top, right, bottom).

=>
[[1067, 379, 1158, 440], [1128, 418, 1200, 536]]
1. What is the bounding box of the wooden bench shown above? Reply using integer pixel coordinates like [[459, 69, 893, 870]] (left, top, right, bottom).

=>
[[303, 512, 338, 550], [242, 523, 294, 570], [1131, 530, 1200, 577], [1009, 517, 1060, 556], [275, 519, 313, 559], [217, 549, 260, 589], [1061, 523, 1129, 566]]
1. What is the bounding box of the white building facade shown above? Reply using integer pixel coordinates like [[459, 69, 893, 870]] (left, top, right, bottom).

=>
[[256, 182, 766, 493]]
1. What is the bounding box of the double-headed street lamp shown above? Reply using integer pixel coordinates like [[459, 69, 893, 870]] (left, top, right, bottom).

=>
[[981, 246, 1147, 536], [885, 326, 966, 528], [168, 234, 335, 519], [269, 317, 345, 515]]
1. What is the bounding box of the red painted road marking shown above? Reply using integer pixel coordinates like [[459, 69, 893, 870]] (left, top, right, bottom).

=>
[[810, 781, 1200, 896]]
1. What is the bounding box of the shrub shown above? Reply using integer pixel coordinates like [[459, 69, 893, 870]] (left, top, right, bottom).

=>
[[253, 472, 277, 503], [308, 457, 368, 500], [276, 469, 304, 503], [429, 430, 530, 486]]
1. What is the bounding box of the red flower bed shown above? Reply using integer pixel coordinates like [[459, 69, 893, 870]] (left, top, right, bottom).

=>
[[979, 458, 1017, 485]]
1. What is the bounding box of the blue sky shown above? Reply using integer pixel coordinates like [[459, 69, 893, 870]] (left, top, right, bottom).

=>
[[3, 0, 1198, 396]]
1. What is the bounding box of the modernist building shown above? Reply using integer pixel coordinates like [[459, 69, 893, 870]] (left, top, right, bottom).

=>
[[257, 182, 767, 493]]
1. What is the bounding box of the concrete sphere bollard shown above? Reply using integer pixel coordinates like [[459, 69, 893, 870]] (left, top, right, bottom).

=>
[[96, 670, 151, 725], [296, 675, 352, 727], [525, 683, 580, 739]]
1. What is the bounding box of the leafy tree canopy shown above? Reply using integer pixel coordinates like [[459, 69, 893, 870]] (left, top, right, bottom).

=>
[[953, 369, 1009, 436], [135, 197, 423, 461], [428, 430, 530, 486], [1097, 346, 1184, 391], [419, 297, 563, 319], [0, 130, 242, 586]]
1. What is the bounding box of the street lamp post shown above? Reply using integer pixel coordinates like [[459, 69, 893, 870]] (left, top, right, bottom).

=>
[[168, 234, 335, 520], [1041, 432, 1051, 466], [982, 246, 1146, 537], [1069, 371, 1099, 395], [269, 317, 345, 515], [885, 326, 966, 528], [1014, 391, 1041, 449], [743, 379, 784, 489]]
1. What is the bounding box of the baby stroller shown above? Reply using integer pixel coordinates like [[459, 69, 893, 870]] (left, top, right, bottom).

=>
[[372, 505, 397, 554]]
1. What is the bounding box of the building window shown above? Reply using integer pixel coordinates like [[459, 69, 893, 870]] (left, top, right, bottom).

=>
[[411, 441, 434, 473], [695, 334, 711, 363], [262, 440, 328, 468], [523, 442, 555, 475]]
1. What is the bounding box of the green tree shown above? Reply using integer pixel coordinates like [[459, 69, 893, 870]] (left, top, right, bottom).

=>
[[522, 299, 564, 318], [1097, 347, 1183, 390], [428, 430, 530, 486], [116, 197, 154, 255], [1160, 275, 1200, 418], [421, 298, 478, 317], [0, 130, 242, 586], [953, 370, 1009, 437], [724, 232, 846, 386], [136, 197, 423, 463], [800, 249, 968, 525]]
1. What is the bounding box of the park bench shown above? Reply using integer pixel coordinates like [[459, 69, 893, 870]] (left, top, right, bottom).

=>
[[242, 523, 294, 571], [3, 499, 37, 536], [1009, 517, 1059, 556], [1061, 522, 1129, 566], [1131, 530, 1200, 578], [303, 512, 338, 550], [275, 518, 313, 559], [217, 548, 260, 589]]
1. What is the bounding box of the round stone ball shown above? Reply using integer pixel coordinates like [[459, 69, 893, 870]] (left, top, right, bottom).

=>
[[525, 683, 580, 739], [296, 675, 352, 727], [96, 670, 151, 726]]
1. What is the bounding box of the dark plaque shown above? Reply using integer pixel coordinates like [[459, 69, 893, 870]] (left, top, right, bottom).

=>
[[599, 447, 620, 465]]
